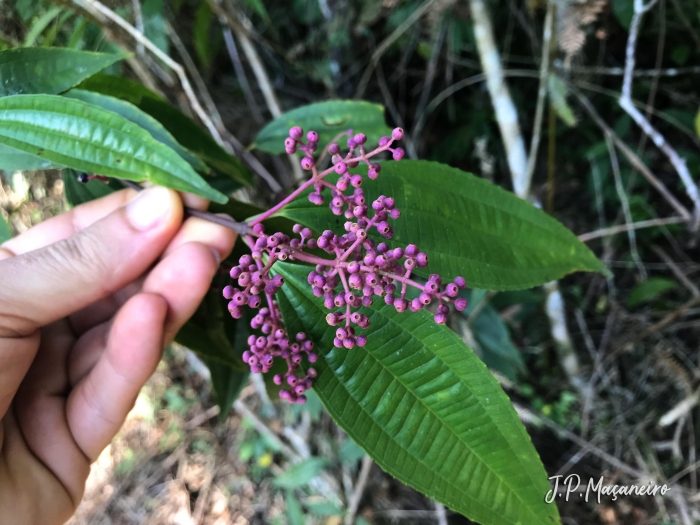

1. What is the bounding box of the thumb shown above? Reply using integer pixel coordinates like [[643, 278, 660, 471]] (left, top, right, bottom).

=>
[[0, 186, 183, 338]]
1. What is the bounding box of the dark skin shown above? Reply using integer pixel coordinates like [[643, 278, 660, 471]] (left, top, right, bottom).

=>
[[0, 187, 235, 524]]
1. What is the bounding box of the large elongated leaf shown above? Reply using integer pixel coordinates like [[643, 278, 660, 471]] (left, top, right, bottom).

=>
[[275, 262, 559, 525], [0, 142, 62, 170], [64, 89, 209, 173], [277, 160, 609, 290], [0, 47, 126, 97], [0, 94, 227, 203], [253, 100, 393, 154], [78, 74, 252, 186]]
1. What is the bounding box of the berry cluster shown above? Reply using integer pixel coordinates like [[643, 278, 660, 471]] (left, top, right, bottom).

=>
[[225, 127, 467, 402]]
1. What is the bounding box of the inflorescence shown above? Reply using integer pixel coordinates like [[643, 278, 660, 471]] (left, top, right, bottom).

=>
[[224, 127, 467, 403]]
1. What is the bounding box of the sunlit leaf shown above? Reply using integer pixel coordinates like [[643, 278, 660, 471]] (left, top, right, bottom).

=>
[[0, 47, 127, 97], [276, 262, 560, 525], [0, 94, 227, 203], [253, 100, 393, 154]]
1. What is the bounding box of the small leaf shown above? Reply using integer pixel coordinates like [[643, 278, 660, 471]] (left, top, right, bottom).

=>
[[0, 213, 11, 243], [304, 499, 342, 517], [194, 0, 214, 68], [205, 359, 249, 420], [79, 74, 252, 186], [273, 457, 328, 489], [0, 142, 62, 171], [253, 100, 393, 154], [64, 89, 209, 173], [0, 47, 127, 97], [285, 491, 306, 525], [275, 262, 561, 525], [548, 74, 577, 127], [142, 0, 169, 55], [469, 300, 524, 382], [23, 6, 62, 47], [62, 169, 119, 207], [0, 94, 227, 203], [277, 161, 609, 290], [627, 277, 677, 308]]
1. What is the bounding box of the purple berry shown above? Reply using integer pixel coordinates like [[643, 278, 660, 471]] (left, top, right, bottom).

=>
[[454, 276, 466, 288], [289, 126, 303, 139], [392, 127, 404, 140], [301, 156, 314, 170], [454, 297, 468, 311], [307, 130, 319, 143], [392, 148, 405, 161]]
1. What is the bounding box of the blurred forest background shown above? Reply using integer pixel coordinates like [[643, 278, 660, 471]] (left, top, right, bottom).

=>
[[2, 0, 700, 523]]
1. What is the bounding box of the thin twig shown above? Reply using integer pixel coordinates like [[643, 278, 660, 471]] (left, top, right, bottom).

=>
[[344, 456, 372, 525], [606, 135, 647, 279], [524, 1, 555, 188], [659, 390, 700, 427], [354, 0, 436, 99], [620, 0, 700, 228], [130, 0, 145, 56], [72, 0, 224, 145], [118, 179, 252, 235], [568, 83, 692, 221], [233, 400, 301, 461], [578, 216, 688, 241], [410, 21, 446, 152], [651, 245, 700, 297], [434, 501, 448, 525], [223, 28, 264, 124], [469, 0, 530, 199]]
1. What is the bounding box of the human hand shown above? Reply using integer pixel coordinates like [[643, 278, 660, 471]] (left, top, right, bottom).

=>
[[0, 187, 236, 525]]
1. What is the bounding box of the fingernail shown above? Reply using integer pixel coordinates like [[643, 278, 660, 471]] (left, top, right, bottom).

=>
[[126, 187, 173, 231]]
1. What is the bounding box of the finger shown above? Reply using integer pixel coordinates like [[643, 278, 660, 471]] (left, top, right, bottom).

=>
[[66, 214, 235, 336], [162, 214, 237, 262], [67, 239, 228, 387], [0, 189, 136, 261], [143, 241, 222, 345], [0, 186, 182, 338], [66, 293, 167, 462], [180, 192, 209, 210]]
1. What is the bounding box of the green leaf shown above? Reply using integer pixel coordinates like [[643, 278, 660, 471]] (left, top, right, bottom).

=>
[[273, 457, 328, 489], [0, 48, 127, 97], [277, 160, 609, 290], [627, 277, 678, 308], [241, 0, 271, 23], [142, 0, 169, 55], [78, 74, 252, 187], [275, 262, 560, 525], [304, 499, 342, 517], [0, 142, 63, 171], [194, 0, 214, 68], [205, 359, 249, 420], [62, 169, 120, 207], [64, 89, 209, 173], [77, 73, 165, 105], [253, 100, 393, 154], [23, 6, 62, 47], [548, 74, 577, 127], [285, 491, 306, 525], [0, 94, 227, 203], [463, 292, 524, 382], [0, 213, 11, 243]]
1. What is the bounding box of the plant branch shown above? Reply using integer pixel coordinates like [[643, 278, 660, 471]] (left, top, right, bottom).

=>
[[569, 83, 692, 221], [524, 1, 555, 189], [620, 0, 700, 229], [118, 179, 251, 235], [578, 216, 687, 242], [354, 0, 436, 100]]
